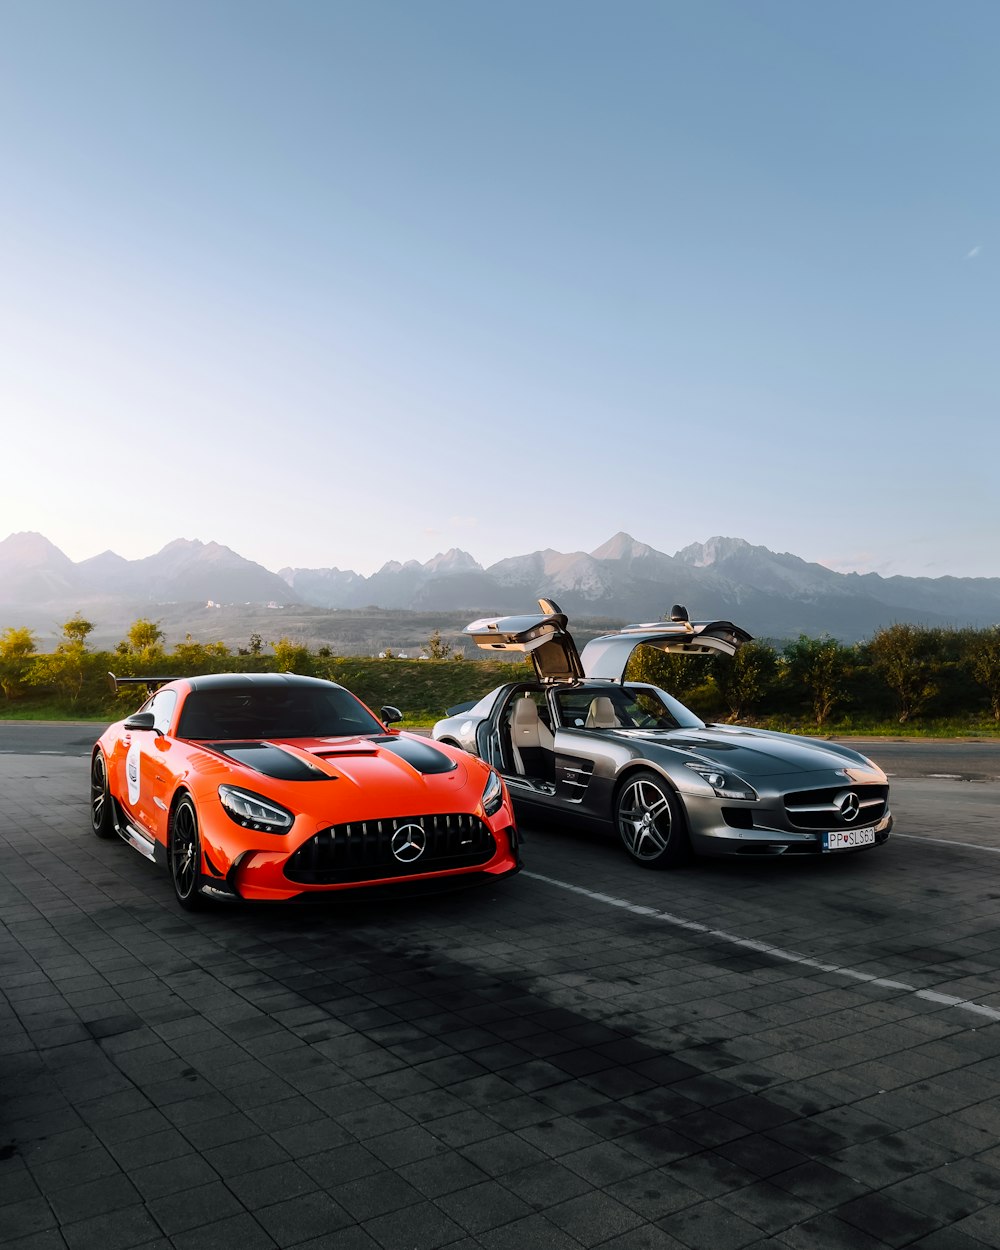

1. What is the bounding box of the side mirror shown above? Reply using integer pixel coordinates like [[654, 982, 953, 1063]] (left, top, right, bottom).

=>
[[124, 712, 157, 732], [380, 705, 403, 726]]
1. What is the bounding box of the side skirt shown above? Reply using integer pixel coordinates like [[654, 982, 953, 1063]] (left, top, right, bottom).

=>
[[111, 800, 164, 865], [506, 775, 557, 798]]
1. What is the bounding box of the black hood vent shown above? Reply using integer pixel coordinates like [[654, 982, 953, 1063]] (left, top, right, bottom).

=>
[[365, 735, 457, 775], [207, 742, 330, 782]]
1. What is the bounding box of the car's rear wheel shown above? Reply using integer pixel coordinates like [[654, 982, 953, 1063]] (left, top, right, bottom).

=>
[[169, 797, 204, 910], [91, 750, 115, 839], [615, 770, 689, 868]]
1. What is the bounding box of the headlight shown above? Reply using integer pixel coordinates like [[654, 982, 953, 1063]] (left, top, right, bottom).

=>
[[685, 764, 757, 801], [218, 785, 295, 833], [482, 769, 504, 817]]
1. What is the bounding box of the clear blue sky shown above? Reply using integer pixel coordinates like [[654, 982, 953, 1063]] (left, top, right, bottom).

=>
[[1, 0, 996, 577]]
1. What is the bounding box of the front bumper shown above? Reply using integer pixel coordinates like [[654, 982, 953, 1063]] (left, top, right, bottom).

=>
[[687, 808, 893, 857], [197, 810, 521, 902]]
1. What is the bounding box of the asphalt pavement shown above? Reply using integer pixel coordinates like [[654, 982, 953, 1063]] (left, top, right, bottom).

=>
[[0, 722, 104, 757], [1, 727, 1000, 1249]]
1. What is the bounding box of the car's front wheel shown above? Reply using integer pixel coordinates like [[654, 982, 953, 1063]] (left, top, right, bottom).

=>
[[615, 770, 689, 868], [169, 797, 204, 910], [91, 750, 116, 839]]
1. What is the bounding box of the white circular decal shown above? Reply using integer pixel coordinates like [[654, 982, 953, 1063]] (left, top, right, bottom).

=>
[[126, 740, 141, 807]]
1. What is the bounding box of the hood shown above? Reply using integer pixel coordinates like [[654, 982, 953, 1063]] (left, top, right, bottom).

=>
[[204, 733, 472, 791], [616, 725, 881, 780]]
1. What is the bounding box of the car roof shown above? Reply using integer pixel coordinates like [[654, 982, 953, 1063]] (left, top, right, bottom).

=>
[[184, 672, 342, 692]]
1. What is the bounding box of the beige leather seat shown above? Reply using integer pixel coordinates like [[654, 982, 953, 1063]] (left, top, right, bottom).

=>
[[510, 696, 554, 776], [585, 696, 621, 729]]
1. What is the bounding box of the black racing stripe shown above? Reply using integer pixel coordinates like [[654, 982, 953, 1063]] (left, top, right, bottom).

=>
[[375, 736, 458, 775], [207, 742, 329, 781]]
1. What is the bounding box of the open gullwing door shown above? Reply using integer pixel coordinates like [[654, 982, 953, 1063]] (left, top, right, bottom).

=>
[[580, 607, 753, 683], [464, 598, 584, 683]]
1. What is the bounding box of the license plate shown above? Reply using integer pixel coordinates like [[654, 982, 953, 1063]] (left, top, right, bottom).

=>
[[823, 826, 876, 851]]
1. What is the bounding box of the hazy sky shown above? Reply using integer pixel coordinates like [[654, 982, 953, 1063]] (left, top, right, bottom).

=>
[[1, 1, 996, 578]]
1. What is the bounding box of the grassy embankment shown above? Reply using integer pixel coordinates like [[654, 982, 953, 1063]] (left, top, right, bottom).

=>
[[0, 658, 517, 730], [3, 655, 999, 736]]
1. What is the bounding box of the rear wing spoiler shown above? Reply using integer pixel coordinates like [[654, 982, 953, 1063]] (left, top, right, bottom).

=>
[[107, 671, 181, 694]]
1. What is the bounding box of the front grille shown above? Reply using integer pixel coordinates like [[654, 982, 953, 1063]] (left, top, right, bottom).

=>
[[285, 813, 497, 884], [783, 784, 889, 830]]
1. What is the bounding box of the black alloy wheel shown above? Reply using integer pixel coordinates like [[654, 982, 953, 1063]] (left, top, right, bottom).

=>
[[615, 769, 689, 868], [170, 797, 204, 910], [91, 750, 115, 839]]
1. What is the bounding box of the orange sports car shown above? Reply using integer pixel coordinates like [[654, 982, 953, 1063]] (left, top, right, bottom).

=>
[[91, 672, 520, 908]]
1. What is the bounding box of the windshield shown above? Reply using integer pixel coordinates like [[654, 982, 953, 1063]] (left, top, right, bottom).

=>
[[555, 683, 704, 731], [177, 685, 384, 740]]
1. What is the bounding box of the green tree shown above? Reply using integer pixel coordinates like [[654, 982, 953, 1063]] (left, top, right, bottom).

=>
[[867, 623, 939, 724], [624, 645, 704, 699], [172, 634, 231, 673], [0, 626, 37, 699], [783, 635, 854, 727], [119, 618, 167, 668], [248, 632, 264, 655], [62, 613, 95, 646], [28, 614, 96, 705], [966, 626, 1000, 721], [713, 641, 779, 722], [426, 629, 453, 660], [126, 617, 165, 651], [272, 637, 311, 673]]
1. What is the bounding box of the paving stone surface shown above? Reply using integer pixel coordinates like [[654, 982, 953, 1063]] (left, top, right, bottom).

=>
[[2, 745, 1000, 1248]]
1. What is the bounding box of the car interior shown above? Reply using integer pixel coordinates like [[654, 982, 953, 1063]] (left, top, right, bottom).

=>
[[584, 696, 621, 728], [507, 694, 555, 779], [500, 690, 632, 781]]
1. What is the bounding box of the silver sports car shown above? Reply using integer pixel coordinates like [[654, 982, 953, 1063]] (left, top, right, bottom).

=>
[[432, 600, 892, 868]]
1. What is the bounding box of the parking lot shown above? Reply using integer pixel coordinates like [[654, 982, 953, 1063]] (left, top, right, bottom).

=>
[[2, 728, 999, 1249]]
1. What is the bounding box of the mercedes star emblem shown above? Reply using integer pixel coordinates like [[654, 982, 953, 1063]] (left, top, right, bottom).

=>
[[391, 823, 427, 862], [837, 791, 861, 823]]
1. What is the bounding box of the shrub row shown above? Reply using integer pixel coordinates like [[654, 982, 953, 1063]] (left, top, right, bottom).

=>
[[2, 617, 1000, 731]]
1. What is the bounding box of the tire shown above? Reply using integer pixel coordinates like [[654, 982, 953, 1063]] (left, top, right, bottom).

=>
[[614, 769, 689, 868], [90, 750, 116, 839], [169, 796, 204, 911]]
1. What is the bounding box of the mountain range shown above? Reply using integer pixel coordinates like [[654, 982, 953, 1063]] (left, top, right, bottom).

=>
[[2, 530, 999, 643]]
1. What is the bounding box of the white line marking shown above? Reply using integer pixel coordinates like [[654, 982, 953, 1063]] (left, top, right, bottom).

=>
[[893, 832, 1000, 855], [523, 871, 1000, 1023]]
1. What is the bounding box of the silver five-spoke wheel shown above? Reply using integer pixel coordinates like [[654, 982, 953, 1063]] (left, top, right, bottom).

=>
[[615, 770, 687, 868]]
